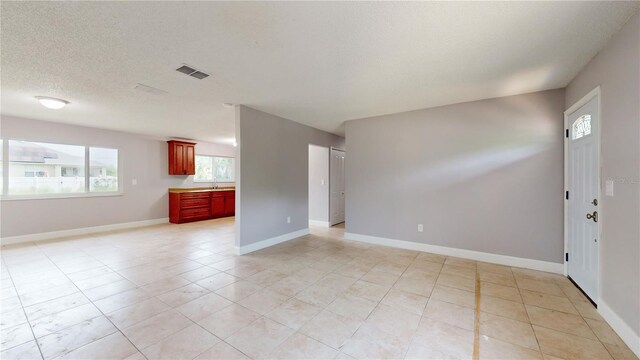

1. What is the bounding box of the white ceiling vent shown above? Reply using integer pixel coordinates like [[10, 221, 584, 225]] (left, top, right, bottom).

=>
[[176, 64, 210, 79], [133, 83, 168, 95]]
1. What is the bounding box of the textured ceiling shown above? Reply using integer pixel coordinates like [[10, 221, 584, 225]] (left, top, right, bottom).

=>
[[1, 2, 638, 144]]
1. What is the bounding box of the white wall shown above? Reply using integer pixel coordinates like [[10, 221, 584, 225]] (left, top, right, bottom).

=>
[[308, 144, 329, 225], [235, 106, 344, 250], [345, 89, 565, 264], [0, 115, 236, 238], [565, 10, 640, 351]]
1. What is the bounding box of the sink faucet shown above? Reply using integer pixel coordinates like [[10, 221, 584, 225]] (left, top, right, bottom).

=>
[[212, 177, 218, 189]]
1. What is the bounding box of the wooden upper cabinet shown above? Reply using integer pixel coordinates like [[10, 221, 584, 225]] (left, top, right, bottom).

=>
[[185, 145, 195, 175], [168, 140, 197, 175]]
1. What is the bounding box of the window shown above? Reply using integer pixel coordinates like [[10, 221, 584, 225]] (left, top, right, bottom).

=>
[[195, 155, 213, 181], [195, 155, 234, 182], [61, 167, 80, 177], [90, 147, 119, 192], [4, 140, 120, 197], [9, 140, 85, 195], [213, 157, 234, 182], [572, 114, 592, 140]]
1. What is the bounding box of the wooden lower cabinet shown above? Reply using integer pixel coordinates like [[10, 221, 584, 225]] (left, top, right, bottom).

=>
[[211, 193, 225, 218], [169, 190, 235, 224], [224, 194, 235, 216]]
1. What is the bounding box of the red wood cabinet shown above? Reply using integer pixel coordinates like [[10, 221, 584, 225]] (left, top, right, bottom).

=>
[[168, 140, 196, 175], [224, 191, 235, 216], [169, 189, 235, 224], [211, 192, 225, 218]]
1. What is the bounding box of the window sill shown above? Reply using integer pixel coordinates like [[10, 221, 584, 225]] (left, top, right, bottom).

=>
[[1, 192, 124, 201]]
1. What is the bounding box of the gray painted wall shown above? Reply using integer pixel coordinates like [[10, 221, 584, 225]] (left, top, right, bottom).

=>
[[1, 116, 236, 238], [566, 11, 640, 336], [235, 106, 344, 247], [308, 145, 329, 224], [345, 89, 565, 263]]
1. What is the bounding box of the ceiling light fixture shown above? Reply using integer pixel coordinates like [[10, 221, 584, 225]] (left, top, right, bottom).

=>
[[36, 96, 68, 110]]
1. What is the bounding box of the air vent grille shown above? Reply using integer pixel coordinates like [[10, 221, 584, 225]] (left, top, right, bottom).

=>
[[176, 64, 210, 79], [190, 71, 209, 79]]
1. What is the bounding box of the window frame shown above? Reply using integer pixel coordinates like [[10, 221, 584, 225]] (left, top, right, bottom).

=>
[[1, 138, 123, 201], [193, 154, 235, 183]]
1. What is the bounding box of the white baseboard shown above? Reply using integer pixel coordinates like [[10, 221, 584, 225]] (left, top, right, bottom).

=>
[[344, 232, 563, 274], [236, 228, 310, 255], [598, 300, 640, 358], [1, 218, 170, 246], [309, 220, 330, 228]]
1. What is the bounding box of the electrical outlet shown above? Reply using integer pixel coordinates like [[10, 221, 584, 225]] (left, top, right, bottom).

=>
[[418, 224, 424, 232], [287, 216, 291, 224], [321, 179, 325, 185]]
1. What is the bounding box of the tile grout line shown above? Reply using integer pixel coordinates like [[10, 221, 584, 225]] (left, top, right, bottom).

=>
[[226, 256, 338, 358], [473, 270, 481, 360], [30, 242, 150, 359], [523, 303, 549, 355], [374, 251, 422, 359], [8, 225, 621, 359], [281, 249, 425, 358], [511, 267, 545, 358], [401, 256, 446, 359], [1, 223, 233, 359], [511, 268, 537, 328], [513, 270, 614, 357], [216, 254, 353, 358], [298, 251, 397, 356], [102, 247, 250, 358], [1, 260, 46, 360]]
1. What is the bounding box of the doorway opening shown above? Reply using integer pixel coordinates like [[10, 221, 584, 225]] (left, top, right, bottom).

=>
[[329, 147, 345, 227], [308, 144, 330, 227], [564, 86, 601, 305], [308, 145, 345, 228]]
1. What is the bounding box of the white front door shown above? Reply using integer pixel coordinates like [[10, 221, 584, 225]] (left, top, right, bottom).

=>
[[567, 94, 599, 302], [329, 149, 345, 226]]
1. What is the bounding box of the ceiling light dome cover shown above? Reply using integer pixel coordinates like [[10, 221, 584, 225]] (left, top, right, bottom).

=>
[[36, 96, 69, 109]]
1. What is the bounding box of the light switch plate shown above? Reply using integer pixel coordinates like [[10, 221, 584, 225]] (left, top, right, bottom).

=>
[[605, 180, 614, 197], [132, 179, 138, 186]]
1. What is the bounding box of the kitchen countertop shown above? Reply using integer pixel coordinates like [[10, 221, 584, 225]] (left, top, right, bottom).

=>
[[168, 187, 235, 193]]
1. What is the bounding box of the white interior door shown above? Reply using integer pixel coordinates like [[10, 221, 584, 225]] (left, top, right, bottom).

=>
[[329, 149, 345, 226], [567, 94, 599, 302]]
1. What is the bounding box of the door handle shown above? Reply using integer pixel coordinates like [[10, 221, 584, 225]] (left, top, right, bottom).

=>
[[586, 211, 598, 223]]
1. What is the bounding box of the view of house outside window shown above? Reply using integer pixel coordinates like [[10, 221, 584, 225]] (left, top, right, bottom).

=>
[[195, 155, 234, 182], [89, 147, 118, 192], [8, 140, 86, 194], [5, 140, 119, 196]]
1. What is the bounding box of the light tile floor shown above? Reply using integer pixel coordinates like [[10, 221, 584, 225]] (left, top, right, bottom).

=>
[[1, 218, 637, 360]]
